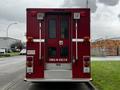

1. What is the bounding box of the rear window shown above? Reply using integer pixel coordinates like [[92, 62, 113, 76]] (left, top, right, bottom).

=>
[[48, 18, 56, 39], [61, 17, 69, 39], [48, 47, 56, 57], [60, 47, 68, 57]]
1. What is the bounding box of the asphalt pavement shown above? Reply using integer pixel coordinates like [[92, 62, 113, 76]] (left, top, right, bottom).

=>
[[0, 56, 25, 90], [0, 56, 93, 90]]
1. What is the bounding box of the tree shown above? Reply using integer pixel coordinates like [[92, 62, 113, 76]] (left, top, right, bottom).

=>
[[10, 42, 24, 52]]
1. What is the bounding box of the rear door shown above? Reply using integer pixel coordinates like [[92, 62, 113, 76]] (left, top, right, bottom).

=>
[[45, 13, 71, 70]]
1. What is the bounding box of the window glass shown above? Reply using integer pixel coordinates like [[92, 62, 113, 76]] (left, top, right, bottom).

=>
[[61, 47, 68, 57], [48, 47, 56, 57], [48, 19, 56, 38], [61, 17, 68, 39]]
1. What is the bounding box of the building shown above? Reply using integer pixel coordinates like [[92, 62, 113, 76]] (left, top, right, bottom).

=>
[[0, 37, 21, 51], [91, 37, 120, 56]]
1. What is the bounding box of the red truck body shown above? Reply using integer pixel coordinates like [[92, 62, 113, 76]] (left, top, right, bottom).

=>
[[25, 8, 91, 82]]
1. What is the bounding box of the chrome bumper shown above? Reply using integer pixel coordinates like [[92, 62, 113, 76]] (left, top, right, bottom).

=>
[[24, 78, 92, 82]]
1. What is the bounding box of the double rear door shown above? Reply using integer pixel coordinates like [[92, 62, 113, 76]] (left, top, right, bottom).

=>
[[45, 14, 72, 71]]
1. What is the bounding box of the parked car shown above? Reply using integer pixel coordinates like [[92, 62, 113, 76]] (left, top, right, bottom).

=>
[[0, 48, 6, 54], [20, 49, 26, 55]]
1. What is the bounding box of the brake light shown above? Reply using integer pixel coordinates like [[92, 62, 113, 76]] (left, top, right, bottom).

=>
[[84, 56, 90, 67], [26, 60, 33, 67], [26, 56, 33, 73], [83, 56, 90, 73]]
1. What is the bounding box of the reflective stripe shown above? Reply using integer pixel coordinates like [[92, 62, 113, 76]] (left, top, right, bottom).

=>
[[27, 50, 35, 55], [33, 39, 45, 42], [75, 20, 78, 60], [39, 22, 42, 60], [72, 39, 84, 42]]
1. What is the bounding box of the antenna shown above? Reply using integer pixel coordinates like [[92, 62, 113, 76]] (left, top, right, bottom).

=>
[[86, 0, 88, 8]]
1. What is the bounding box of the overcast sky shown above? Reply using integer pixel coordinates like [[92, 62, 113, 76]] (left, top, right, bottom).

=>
[[0, 0, 120, 41]]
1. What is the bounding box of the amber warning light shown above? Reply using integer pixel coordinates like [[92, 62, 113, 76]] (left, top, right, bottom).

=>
[[27, 37, 33, 42]]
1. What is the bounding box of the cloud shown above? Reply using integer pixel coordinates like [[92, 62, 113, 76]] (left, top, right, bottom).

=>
[[0, 19, 26, 41], [91, 22, 120, 40], [118, 14, 120, 20], [62, 0, 120, 13], [0, 0, 63, 22], [0, 0, 63, 41], [0, 0, 120, 41], [91, 3, 120, 40], [62, 0, 97, 13], [1, 0, 119, 22], [98, 0, 119, 6]]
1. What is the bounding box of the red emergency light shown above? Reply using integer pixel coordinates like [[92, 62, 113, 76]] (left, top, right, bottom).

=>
[[30, 11, 37, 17], [80, 11, 87, 16]]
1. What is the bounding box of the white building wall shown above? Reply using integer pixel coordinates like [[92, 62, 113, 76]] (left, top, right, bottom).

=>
[[0, 37, 21, 49]]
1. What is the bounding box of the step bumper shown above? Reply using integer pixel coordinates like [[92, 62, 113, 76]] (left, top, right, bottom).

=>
[[24, 78, 92, 82]]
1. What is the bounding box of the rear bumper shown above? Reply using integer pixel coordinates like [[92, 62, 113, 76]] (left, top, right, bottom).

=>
[[24, 78, 92, 82]]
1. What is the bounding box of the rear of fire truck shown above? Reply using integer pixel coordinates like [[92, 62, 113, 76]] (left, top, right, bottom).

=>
[[25, 8, 91, 82]]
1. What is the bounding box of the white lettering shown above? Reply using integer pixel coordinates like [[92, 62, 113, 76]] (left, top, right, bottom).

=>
[[49, 58, 68, 62]]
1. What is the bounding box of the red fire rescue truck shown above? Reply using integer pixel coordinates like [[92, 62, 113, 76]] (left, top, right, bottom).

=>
[[25, 8, 91, 82]]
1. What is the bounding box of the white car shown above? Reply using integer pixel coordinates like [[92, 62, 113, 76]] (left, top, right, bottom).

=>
[[20, 49, 26, 55], [0, 48, 6, 54]]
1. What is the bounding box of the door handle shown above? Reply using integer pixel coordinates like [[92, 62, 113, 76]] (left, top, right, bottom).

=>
[[59, 40, 63, 45], [72, 56, 75, 63]]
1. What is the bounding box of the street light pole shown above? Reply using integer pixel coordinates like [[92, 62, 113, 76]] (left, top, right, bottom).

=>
[[6, 23, 17, 38], [6, 23, 17, 52], [86, 0, 88, 8]]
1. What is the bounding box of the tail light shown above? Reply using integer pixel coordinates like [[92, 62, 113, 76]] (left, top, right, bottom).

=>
[[26, 56, 33, 73], [83, 56, 90, 73]]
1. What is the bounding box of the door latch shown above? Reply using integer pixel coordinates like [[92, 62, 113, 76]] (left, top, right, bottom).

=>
[[59, 40, 63, 45]]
